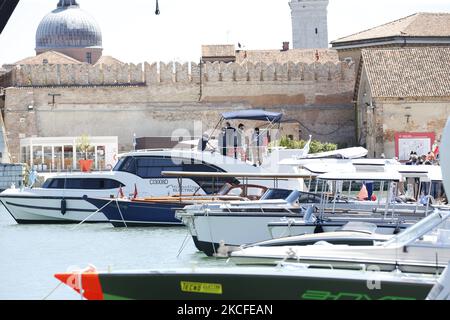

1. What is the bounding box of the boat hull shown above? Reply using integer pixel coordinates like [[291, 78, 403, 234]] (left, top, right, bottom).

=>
[[55, 268, 435, 300], [181, 213, 411, 256], [85, 197, 185, 227], [0, 195, 107, 224]]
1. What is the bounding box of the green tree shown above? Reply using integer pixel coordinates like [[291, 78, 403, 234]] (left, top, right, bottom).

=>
[[76, 134, 91, 160], [275, 136, 337, 153]]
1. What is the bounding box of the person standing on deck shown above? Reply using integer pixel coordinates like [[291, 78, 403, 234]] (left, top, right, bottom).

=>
[[251, 128, 263, 166], [224, 122, 237, 158], [236, 124, 248, 161]]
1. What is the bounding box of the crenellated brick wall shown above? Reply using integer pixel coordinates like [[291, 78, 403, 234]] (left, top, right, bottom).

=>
[[8, 61, 355, 87]]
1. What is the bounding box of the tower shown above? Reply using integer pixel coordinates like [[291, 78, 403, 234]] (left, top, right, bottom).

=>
[[289, 0, 329, 49]]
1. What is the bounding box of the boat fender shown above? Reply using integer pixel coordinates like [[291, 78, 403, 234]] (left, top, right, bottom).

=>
[[61, 199, 67, 215], [314, 224, 324, 234]]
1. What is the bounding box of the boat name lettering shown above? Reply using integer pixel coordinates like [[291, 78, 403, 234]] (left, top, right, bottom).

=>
[[168, 185, 199, 194], [180, 281, 222, 295], [301, 290, 416, 300], [149, 179, 169, 185]]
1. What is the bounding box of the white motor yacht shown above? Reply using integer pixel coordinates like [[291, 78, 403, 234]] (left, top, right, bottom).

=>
[[0, 149, 299, 224]]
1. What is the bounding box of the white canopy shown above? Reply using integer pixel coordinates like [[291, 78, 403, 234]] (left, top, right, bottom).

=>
[[318, 171, 402, 182]]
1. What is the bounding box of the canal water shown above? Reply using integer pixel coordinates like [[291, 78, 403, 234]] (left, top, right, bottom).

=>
[[0, 205, 227, 300]]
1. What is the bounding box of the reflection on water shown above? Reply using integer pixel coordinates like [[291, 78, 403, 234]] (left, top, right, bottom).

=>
[[0, 205, 228, 300]]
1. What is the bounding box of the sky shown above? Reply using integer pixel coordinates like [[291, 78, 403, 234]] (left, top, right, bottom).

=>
[[0, 0, 449, 64]]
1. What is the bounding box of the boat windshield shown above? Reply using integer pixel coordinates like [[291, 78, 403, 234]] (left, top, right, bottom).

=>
[[113, 157, 126, 171], [260, 189, 295, 201], [383, 211, 450, 247]]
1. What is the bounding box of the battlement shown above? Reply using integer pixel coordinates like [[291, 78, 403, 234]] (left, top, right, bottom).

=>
[[8, 61, 356, 87]]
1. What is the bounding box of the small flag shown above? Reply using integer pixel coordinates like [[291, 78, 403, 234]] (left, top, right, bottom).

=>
[[133, 184, 138, 199], [118, 186, 125, 198], [433, 142, 439, 157], [357, 184, 368, 201]]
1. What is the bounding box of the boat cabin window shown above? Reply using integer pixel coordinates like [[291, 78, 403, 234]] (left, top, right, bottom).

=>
[[114, 156, 239, 194], [261, 189, 294, 201], [298, 192, 322, 204], [221, 185, 267, 199], [42, 178, 123, 190]]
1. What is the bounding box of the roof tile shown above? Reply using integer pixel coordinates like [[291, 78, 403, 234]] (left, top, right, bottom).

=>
[[362, 47, 450, 98], [333, 13, 450, 44]]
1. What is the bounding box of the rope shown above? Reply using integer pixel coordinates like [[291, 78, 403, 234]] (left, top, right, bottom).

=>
[[177, 229, 191, 258], [205, 207, 217, 256], [279, 218, 295, 239], [42, 282, 63, 300], [71, 199, 114, 230], [116, 199, 128, 228]]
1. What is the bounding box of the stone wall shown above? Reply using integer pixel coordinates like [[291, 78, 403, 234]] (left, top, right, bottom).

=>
[[379, 100, 450, 159], [8, 61, 355, 87]]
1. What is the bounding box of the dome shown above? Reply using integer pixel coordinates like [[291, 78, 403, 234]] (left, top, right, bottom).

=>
[[36, 1, 102, 50]]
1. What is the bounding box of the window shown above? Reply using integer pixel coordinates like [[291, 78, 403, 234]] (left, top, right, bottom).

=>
[[43, 178, 122, 190], [261, 189, 293, 201], [86, 52, 92, 64], [315, 28, 318, 35], [118, 157, 137, 174], [42, 179, 65, 189], [43, 147, 52, 171], [64, 145, 74, 170], [54, 146, 63, 171], [114, 156, 237, 194], [135, 157, 182, 178], [298, 193, 322, 203], [97, 146, 106, 170], [32, 146, 42, 170]]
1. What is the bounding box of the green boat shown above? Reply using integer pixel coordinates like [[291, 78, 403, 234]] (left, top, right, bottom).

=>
[[55, 265, 438, 300]]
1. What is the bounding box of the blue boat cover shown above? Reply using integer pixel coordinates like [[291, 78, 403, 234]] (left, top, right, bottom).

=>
[[221, 110, 283, 122]]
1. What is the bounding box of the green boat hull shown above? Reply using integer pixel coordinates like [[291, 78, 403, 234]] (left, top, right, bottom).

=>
[[56, 268, 436, 300]]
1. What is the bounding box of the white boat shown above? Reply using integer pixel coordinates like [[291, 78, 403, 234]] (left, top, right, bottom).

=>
[[243, 222, 393, 249], [0, 149, 300, 224], [230, 209, 450, 274], [177, 169, 439, 256]]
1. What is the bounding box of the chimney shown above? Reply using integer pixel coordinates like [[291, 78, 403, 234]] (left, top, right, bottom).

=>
[[282, 42, 290, 52]]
